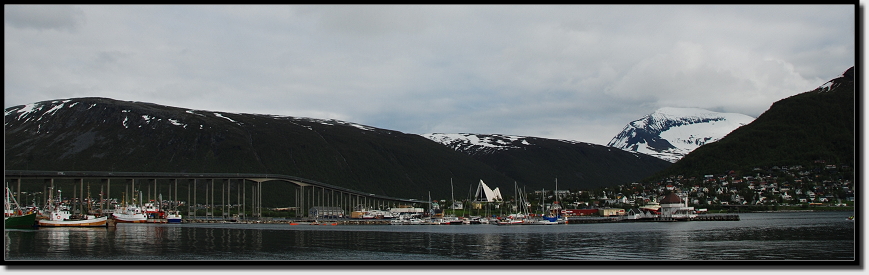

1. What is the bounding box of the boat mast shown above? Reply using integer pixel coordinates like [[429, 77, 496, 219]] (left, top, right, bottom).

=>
[[555, 178, 559, 218], [450, 178, 454, 217]]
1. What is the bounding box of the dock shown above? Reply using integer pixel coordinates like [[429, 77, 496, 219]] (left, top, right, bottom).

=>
[[567, 214, 740, 224], [565, 217, 622, 224], [690, 214, 740, 221]]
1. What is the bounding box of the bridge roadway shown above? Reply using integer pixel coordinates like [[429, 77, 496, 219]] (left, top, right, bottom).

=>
[[5, 170, 428, 219]]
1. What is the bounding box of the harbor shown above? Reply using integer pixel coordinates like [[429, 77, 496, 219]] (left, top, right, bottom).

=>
[[5, 171, 744, 229]]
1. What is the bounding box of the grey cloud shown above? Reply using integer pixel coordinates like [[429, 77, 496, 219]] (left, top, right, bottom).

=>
[[3, 5, 856, 146], [5, 5, 85, 32]]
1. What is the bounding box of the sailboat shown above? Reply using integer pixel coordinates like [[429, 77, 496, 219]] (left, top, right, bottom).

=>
[[441, 179, 463, 225], [4, 186, 36, 229], [534, 179, 562, 225], [497, 182, 531, 225]]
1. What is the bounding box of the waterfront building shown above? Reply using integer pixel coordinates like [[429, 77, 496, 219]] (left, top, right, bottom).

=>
[[658, 193, 696, 220], [309, 206, 344, 219]]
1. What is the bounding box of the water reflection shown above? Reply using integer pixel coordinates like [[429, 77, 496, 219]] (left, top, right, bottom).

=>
[[3, 212, 856, 261]]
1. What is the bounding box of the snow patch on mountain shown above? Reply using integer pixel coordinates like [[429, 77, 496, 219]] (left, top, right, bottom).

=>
[[607, 107, 754, 162], [4, 100, 73, 125], [295, 117, 380, 132], [423, 133, 536, 155]]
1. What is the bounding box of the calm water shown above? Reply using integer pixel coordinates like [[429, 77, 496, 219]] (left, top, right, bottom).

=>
[[4, 211, 856, 263]]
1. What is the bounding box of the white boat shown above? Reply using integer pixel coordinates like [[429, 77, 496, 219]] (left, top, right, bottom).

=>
[[531, 218, 558, 225], [496, 218, 526, 225], [443, 215, 464, 225], [465, 216, 489, 224], [38, 209, 108, 227], [166, 210, 183, 223], [36, 188, 107, 227], [112, 204, 147, 223], [528, 179, 564, 225], [497, 182, 534, 225], [390, 214, 423, 225]]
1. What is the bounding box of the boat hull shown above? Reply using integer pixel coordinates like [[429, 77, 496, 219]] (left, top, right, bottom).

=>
[[4, 213, 37, 229], [113, 213, 147, 223], [38, 216, 108, 227], [166, 214, 183, 223], [496, 220, 525, 225]]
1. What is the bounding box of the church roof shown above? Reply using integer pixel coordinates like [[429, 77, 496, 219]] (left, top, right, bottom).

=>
[[660, 193, 683, 204]]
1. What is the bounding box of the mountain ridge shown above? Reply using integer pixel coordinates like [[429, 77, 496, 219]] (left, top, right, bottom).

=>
[[646, 66, 856, 179], [607, 107, 755, 162], [4, 97, 671, 201]]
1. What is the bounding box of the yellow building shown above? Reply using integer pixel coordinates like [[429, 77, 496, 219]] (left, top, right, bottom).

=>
[[599, 208, 625, 217]]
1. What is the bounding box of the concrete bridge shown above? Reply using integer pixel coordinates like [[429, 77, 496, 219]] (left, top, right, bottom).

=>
[[4, 170, 428, 220]]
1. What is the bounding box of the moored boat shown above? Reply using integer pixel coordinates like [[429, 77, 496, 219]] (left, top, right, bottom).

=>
[[37, 189, 107, 227], [531, 217, 559, 225], [465, 216, 489, 224], [37, 210, 108, 227], [112, 204, 147, 223], [5, 212, 37, 229], [143, 202, 166, 219], [4, 186, 36, 229], [166, 210, 183, 223], [496, 219, 525, 225]]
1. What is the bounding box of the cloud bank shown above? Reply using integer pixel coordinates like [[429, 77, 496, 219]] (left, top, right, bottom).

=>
[[4, 5, 856, 145]]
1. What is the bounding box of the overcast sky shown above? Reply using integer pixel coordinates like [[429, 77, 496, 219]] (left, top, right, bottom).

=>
[[4, 5, 856, 145]]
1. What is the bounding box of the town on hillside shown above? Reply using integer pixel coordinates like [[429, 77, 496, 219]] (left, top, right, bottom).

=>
[[564, 159, 854, 213]]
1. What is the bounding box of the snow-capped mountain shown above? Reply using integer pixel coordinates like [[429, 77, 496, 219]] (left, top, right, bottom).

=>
[[422, 133, 537, 156], [607, 107, 755, 163]]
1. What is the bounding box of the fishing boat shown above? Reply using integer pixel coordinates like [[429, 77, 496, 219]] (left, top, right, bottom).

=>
[[112, 204, 147, 223], [4, 187, 36, 229], [37, 189, 107, 227], [143, 202, 166, 219], [38, 209, 108, 227], [5, 212, 37, 229]]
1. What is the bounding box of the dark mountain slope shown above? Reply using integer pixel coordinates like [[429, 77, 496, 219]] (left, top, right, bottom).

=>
[[425, 134, 673, 191], [649, 66, 856, 178], [4, 97, 513, 200]]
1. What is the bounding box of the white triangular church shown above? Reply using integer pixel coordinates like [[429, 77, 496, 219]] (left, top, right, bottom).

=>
[[474, 180, 503, 202]]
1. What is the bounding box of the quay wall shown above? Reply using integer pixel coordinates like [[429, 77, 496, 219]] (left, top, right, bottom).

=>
[[181, 219, 391, 225], [690, 214, 740, 221], [568, 214, 740, 224], [179, 215, 740, 225]]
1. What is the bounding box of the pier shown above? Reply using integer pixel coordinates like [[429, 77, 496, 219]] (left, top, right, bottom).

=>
[[565, 217, 622, 224], [567, 214, 740, 224], [690, 214, 740, 221]]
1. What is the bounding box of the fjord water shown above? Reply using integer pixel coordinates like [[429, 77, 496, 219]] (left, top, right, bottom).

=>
[[4, 211, 855, 262]]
